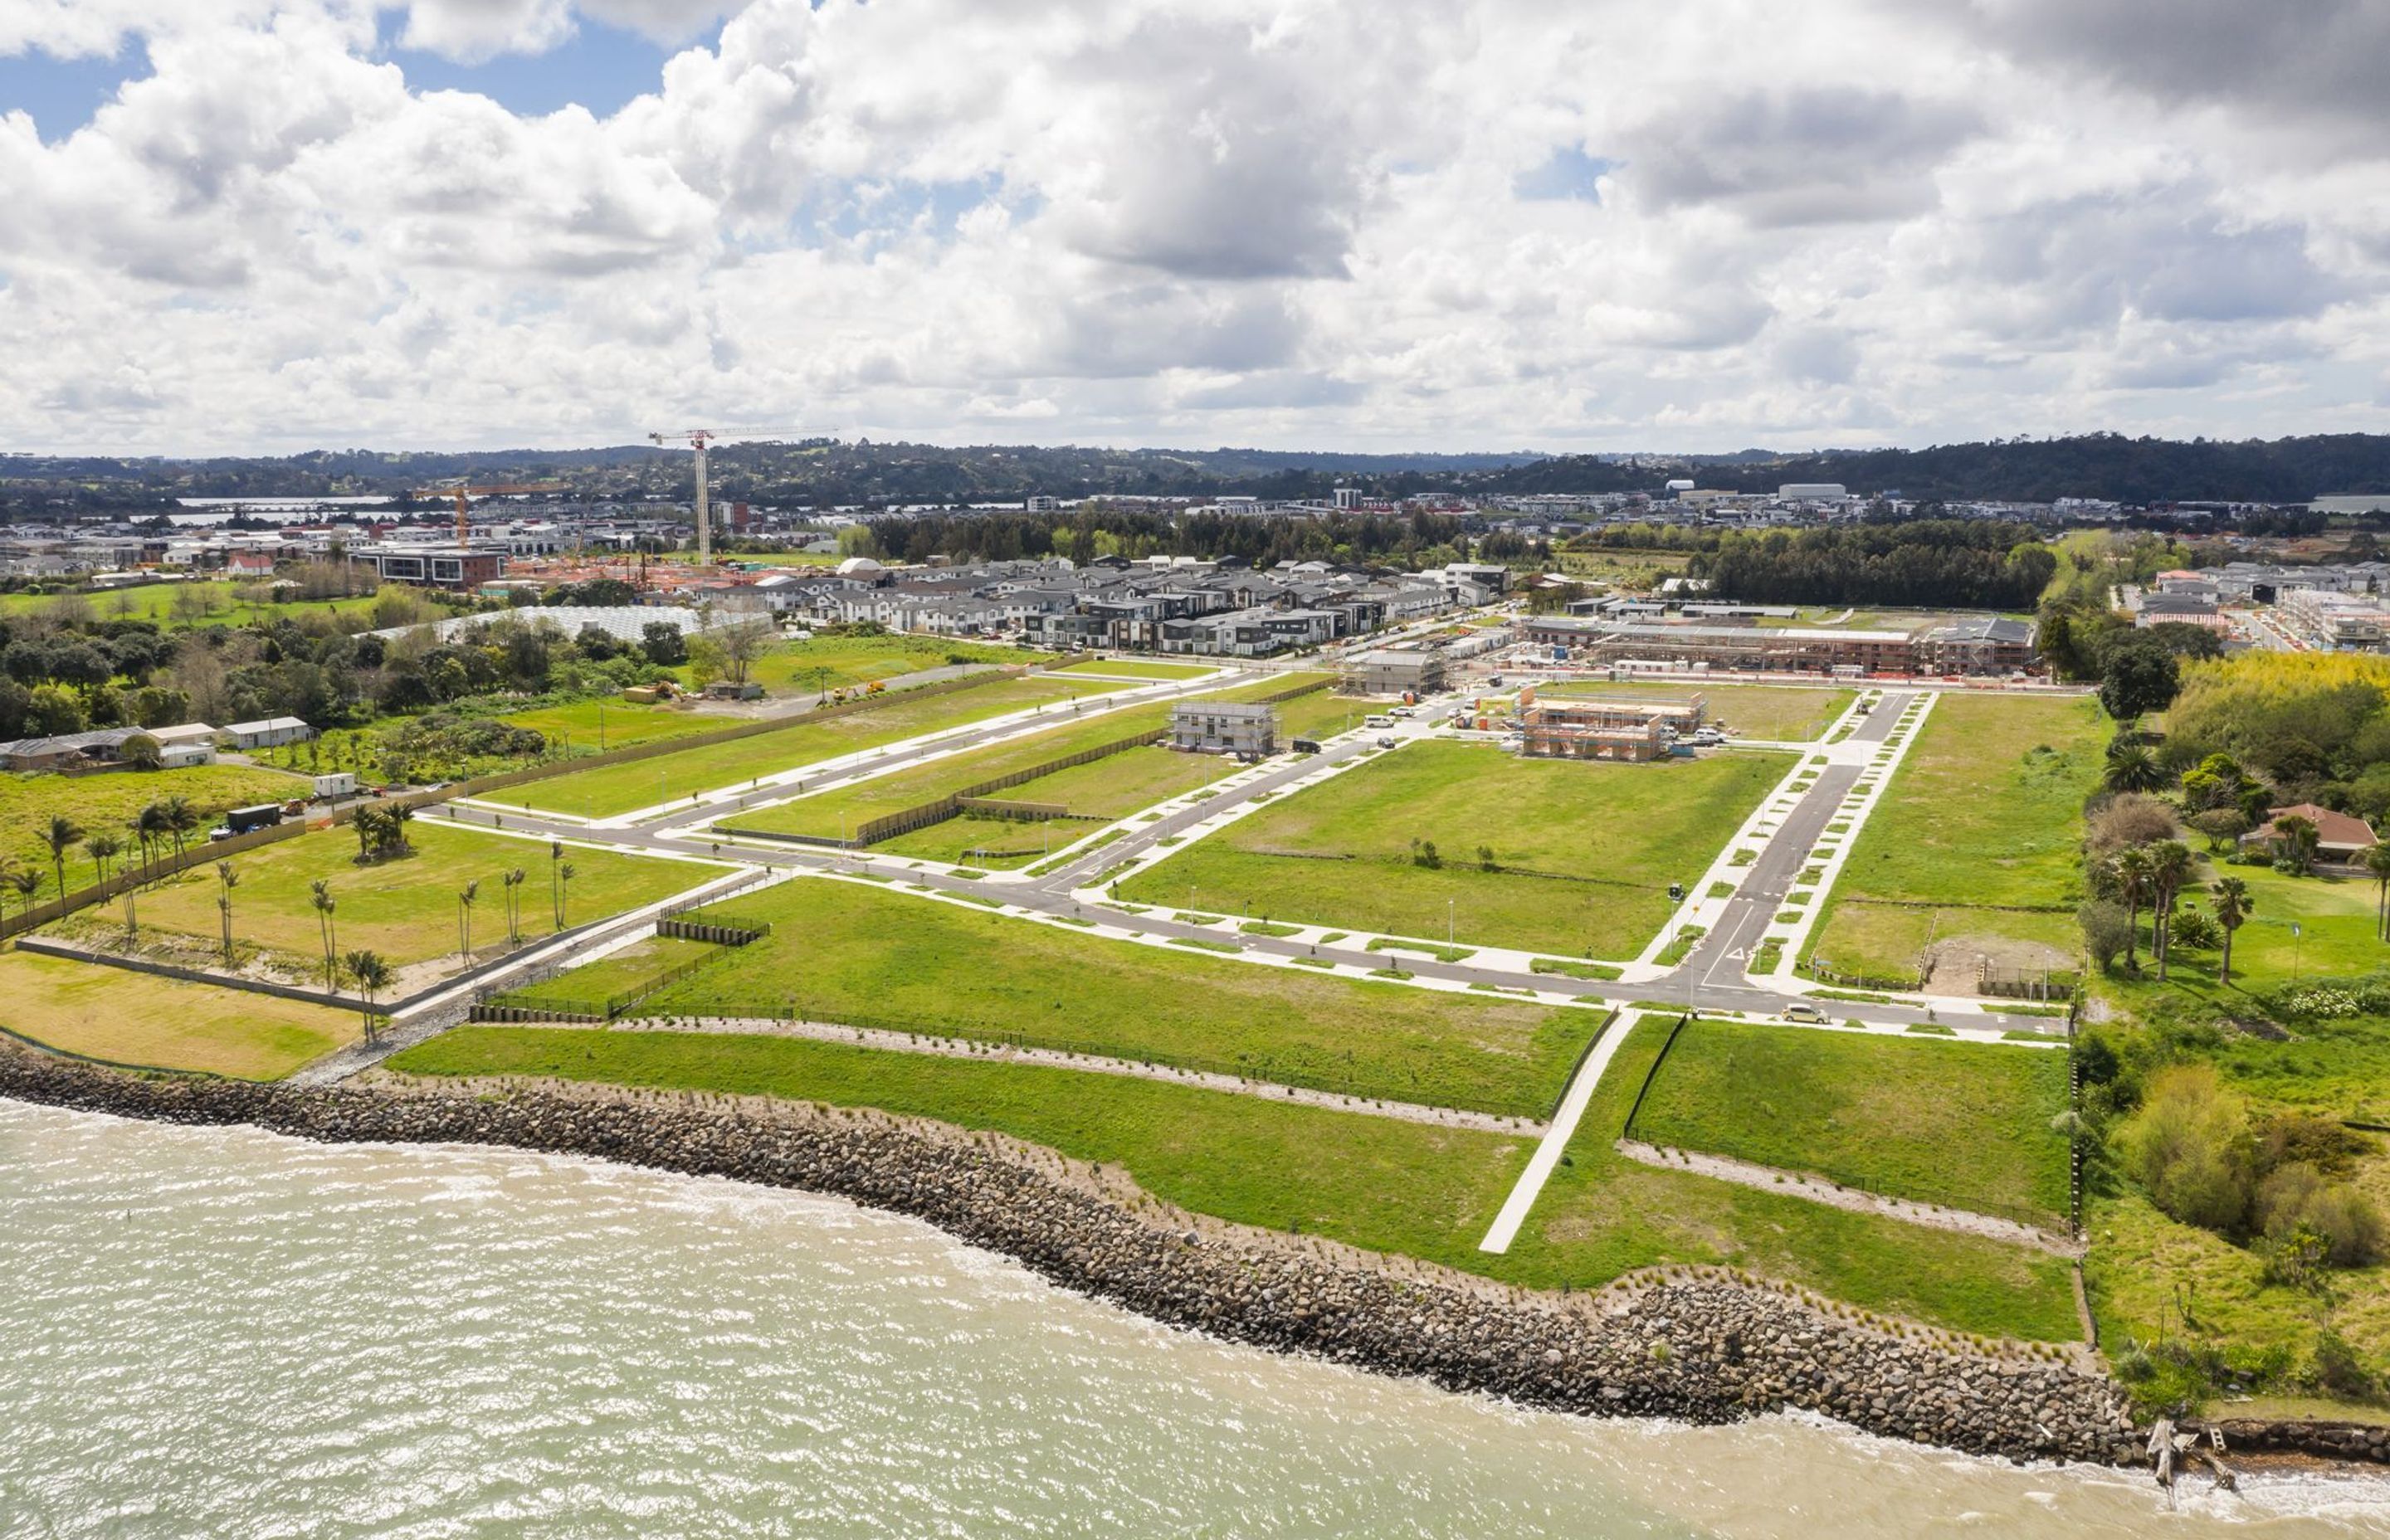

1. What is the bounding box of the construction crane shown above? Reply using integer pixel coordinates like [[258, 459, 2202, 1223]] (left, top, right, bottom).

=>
[[405, 480, 569, 547], [649, 428, 717, 566]]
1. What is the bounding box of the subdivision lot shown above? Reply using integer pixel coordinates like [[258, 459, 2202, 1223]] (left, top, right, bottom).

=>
[[99, 821, 710, 969], [869, 744, 1240, 865], [0, 582, 381, 629], [1049, 658, 1217, 680], [1542, 681, 1855, 742], [710, 634, 1042, 697], [1119, 740, 1791, 958], [1627, 1017, 2071, 1225], [504, 934, 719, 1014], [479, 674, 1126, 819], [393, 1020, 2080, 1340], [1807, 693, 2106, 979], [498, 699, 742, 753], [0, 945, 355, 1079], [0, 763, 308, 899], [612, 877, 1601, 1117]]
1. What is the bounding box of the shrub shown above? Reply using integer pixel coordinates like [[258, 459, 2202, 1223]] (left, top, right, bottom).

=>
[[2257, 1163, 2385, 1268], [2079, 900, 2131, 974], [2310, 1330, 2385, 1406], [2086, 792, 2181, 854], [2114, 1065, 2254, 1235], [2167, 907, 2222, 952]]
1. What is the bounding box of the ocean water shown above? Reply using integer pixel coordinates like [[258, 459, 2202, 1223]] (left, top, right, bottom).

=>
[[2, 1099, 2387, 1539]]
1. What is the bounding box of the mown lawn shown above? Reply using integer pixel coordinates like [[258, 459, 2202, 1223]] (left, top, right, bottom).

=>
[[1049, 658, 1219, 680], [0, 945, 355, 1079], [390, 1021, 2082, 1340], [496, 699, 742, 754], [702, 634, 1046, 697], [629, 876, 1601, 1117], [1543, 681, 1855, 742], [1629, 1018, 2071, 1226], [481, 674, 1124, 819], [0, 764, 310, 900], [510, 935, 722, 1014], [114, 821, 714, 968], [1808, 693, 2106, 977], [1120, 741, 1790, 958]]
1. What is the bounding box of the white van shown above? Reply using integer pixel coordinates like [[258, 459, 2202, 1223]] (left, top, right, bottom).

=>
[[1365, 714, 1396, 729]]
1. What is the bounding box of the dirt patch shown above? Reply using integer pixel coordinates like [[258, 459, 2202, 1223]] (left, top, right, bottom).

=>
[[1923, 930, 2074, 997]]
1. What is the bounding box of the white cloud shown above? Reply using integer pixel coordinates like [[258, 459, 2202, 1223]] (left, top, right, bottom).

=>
[[0, 0, 2385, 453]]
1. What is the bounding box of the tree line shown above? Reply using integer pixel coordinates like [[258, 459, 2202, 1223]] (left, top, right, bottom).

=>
[[1689, 519, 2056, 609]]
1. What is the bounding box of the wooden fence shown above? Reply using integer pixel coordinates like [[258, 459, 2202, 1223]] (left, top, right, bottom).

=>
[[847, 725, 1167, 846]]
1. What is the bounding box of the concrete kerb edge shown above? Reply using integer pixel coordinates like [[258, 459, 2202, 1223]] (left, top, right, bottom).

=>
[[1761, 690, 1939, 985]]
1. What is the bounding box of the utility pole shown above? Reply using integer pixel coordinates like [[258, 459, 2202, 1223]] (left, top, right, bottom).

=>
[[650, 428, 715, 566]]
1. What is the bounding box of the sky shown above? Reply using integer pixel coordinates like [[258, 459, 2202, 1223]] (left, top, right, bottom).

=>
[[1, 0, 2388, 456]]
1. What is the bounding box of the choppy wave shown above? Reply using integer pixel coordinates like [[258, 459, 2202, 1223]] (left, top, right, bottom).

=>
[[2, 1100, 2384, 1539]]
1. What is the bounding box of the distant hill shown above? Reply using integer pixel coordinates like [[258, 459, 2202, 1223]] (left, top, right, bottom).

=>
[[7, 431, 2390, 514], [1471, 434, 2390, 504]]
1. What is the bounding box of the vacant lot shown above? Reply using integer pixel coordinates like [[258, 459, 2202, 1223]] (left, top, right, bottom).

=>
[[1808, 693, 2105, 978], [480, 674, 1125, 819], [0, 945, 354, 1079], [0, 764, 308, 899], [394, 1020, 2079, 1340], [1050, 658, 1218, 680], [1120, 741, 1788, 958], [1543, 681, 1854, 742], [630, 876, 1601, 1117], [499, 699, 741, 754], [115, 821, 711, 969], [0, 582, 381, 629], [715, 633, 1043, 697], [1630, 1018, 2071, 1225]]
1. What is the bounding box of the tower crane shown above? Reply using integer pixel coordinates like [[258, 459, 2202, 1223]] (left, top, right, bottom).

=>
[[649, 428, 717, 565]]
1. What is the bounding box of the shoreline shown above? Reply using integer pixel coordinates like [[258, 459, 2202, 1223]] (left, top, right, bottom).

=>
[[5, 1044, 2373, 1471]]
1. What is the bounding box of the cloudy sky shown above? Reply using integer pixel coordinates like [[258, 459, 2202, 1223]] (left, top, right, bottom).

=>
[[3, 0, 2388, 456]]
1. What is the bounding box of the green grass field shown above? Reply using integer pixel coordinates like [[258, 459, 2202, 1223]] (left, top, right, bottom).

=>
[[1541, 682, 1855, 741], [480, 675, 1126, 819], [1120, 741, 1790, 958], [1808, 693, 2107, 977], [0, 944, 356, 1079], [390, 1019, 2080, 1340], [1049, 658, 1219, 680], [111, 821, 714, 969], [618, 876, 1599, 1117], [497, 699, 743, 754], [505, 935, 722, 1014], [0, 582, 381, 629], [1629, 1018, 2071, 1225], [707, 634, 1046, 697], [0, 764, 310, 901]]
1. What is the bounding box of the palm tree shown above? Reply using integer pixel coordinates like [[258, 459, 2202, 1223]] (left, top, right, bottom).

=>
[[215, 861, 239, 963], [131, 802, 171, 878], [342, 949, 393, 1041], [548, 841, 563, 925], [2212, 875, 2253, 986], [163, 795, 199, 859], [2103, 742, 2167, 793], [310, 880, 339, 992], [82, 831, 121, 889], [2149, 841, 2194, 981], [7, 867, 44, 923], [43, 814, 83, 901], [2367, 843, 2390, 940], [2113, 846, 2154, 972], [456, 879, 479, 960], [554, 862, 577, 928], [503, 868, 525, 943], [2274, 813, 2320, 875]]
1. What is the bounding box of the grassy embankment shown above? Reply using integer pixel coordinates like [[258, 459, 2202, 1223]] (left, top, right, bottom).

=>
[[1047, 658, 1221, 680], [1629, 1017, 2072, 1226], [696, 633, 1047, 698], [578, 876, 1599, 1117], [497, 699, 743, 754], [0, 945, 354, 1079], [98, 820, 711, 969], [476, 674, 1128, 820], [1540, 681, 1855, 742], [1806, 693, 2105, 979], [1120, 740, 1789, 958], [0, 582, 381, 628], [391, 1011, 2081, 1342], [0, 764, 307, 899]]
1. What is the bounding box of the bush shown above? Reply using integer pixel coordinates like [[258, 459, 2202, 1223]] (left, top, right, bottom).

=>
[[2115, 1065, 2254, 1235], [2167, 907, 2222, 952], [2311, 1330, 2386, 1406], [2080, 900, 2131, 973], [2257, 1163, 2386, 1267]]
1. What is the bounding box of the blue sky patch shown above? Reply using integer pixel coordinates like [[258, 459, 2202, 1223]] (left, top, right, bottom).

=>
[[381, 16, 708, 119], [0, 42, 149, 142], [1514, 145, 1615, 203]]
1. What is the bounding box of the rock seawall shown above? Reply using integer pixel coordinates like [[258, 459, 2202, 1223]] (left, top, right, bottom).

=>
[[0, 1046, 2141, 1465]]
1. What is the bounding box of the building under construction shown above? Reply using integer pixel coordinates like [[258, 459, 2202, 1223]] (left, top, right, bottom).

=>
[[1518, 691, 1705, 763]]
